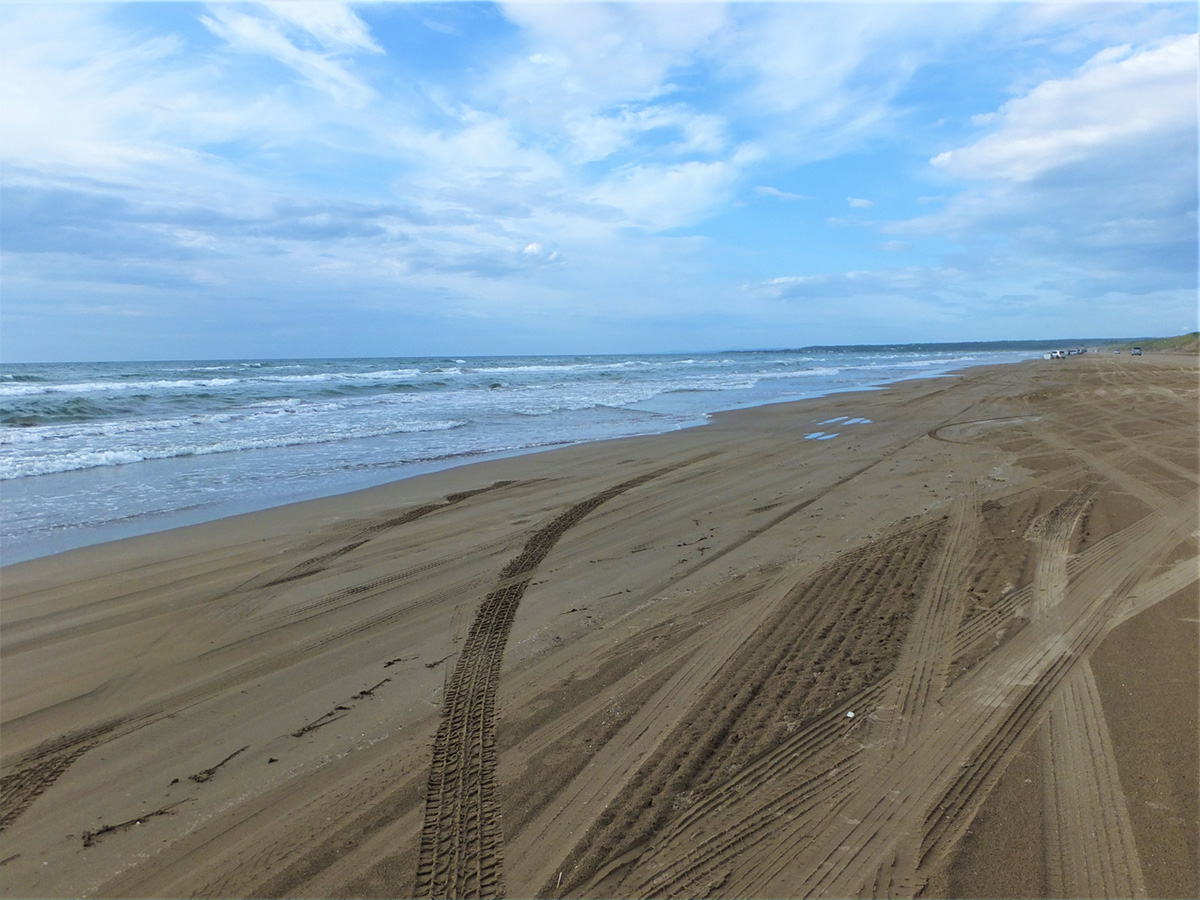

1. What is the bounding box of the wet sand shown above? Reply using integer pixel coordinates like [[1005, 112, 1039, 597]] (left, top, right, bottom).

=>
[[2, 354, 1196, 899]]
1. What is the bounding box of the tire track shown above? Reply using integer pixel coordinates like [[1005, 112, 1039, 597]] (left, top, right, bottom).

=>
[[853, 483, 980, 893], [1042, 661, 1148, 898], [413, 462, 693, 900], [1109, 554, 1199, 630], [917, 491, 1193, 887], [1027, 483, 1149, 898], [710, 491, 1191, 899], [1069, 387, 1199, 486], [1038, 430, 1193, 542], [882, 483, 980, 751], [1026, 487, 1097, 621], [0, 723, 117, 831], [224, 481, 520, 619], [549, 519, 944, 899], [621, 687, 886, 900], [628, 489, 1190, 900], [511, 572, 853, 899]]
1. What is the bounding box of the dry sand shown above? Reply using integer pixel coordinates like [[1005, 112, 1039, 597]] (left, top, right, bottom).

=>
[[1, 354, 1196, 899]]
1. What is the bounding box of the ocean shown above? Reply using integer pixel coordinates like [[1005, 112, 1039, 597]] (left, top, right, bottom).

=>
[[0, 345, 1047, 563]]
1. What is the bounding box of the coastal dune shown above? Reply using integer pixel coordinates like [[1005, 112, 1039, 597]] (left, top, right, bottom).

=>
[[1, 355, 1196, 899]]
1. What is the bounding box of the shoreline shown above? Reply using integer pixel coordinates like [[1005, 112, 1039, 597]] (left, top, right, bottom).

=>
[[1, 358, 999, 566], [2, 354, 1195, 899]]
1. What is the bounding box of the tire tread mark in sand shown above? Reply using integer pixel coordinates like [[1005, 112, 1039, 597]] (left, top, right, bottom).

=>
[[908, 496, 1192, 896], [198, 537, 517, 662], [1027, 492, 1148, 898], [951, 484, 1098, 672], [251, 481, 517, 593], [914, 591, 1137, 885], [549, 520, 943, 898], [917, 487, 1103, 876], [623, 688, 886, 900], [1026, 487, 1097, 621], [262, 502, 442, 587], [1040, 429, 1191, 540], [782, 552, 1132, 898], [634, 491, 1190, 900], [919, 619, 1105, 881], [413, 461, 695, 900], [853, 483, 980, 892], [888, 484, 980, 750], [0, 722, 119, 831], [1042, 661, 1148, 899], [1109, 555, 1199, 631]]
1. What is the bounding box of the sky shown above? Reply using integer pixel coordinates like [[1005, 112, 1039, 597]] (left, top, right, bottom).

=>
[[0, 2, 1196, 362]]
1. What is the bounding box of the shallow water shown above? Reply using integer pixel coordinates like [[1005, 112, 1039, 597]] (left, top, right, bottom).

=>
[[0, 345, 1045, 561]]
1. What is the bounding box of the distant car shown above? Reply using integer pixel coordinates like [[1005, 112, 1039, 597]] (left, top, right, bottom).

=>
[[1131, 347, 1142, 355]]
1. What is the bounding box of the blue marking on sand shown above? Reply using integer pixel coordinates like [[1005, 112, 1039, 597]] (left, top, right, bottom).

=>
[[817, 415, 872, 426], [805, 431, 840, 440], [818, 432, 839, 440]]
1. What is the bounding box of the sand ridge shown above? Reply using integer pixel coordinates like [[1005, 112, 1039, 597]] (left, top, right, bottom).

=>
[[1, 354, 1196, 898]]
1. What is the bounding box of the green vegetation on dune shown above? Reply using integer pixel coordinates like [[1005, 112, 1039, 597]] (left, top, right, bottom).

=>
[[1104, 332, 1200, 354], [1148, 332, 1200, 352]]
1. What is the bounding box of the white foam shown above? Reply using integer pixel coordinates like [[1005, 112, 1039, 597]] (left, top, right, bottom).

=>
[[0, 418, 467, 479]]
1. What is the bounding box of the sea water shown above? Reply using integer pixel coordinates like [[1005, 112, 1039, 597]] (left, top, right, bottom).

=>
[[0, 345, 1045, 562]]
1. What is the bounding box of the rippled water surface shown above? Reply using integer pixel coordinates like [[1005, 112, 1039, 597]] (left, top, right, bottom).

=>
[[1, 346, 1044, 561]]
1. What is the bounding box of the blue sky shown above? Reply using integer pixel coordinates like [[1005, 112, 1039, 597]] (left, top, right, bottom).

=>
[[1, 2, 1196, 361]]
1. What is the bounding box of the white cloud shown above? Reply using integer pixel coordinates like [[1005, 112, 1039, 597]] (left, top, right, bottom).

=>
[[754, 186, 811, 201], [899, 32, 1197, 304], [563, 105, 729, 164], [494, 2, 727, 124], [0, 4, 380, 189], [0, 6, 191, 176], [200, 5, 376, 106], [591, 159, 740, 230], [763, 266, 971, 299], [847, 197, 873, 208], [263, 3, 382, 54], [932, 33, 1197, 182], [713, 3, 997, 162], [405, 108, 562, 183]]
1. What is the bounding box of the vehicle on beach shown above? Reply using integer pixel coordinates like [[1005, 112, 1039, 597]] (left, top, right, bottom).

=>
[[1131, 346, 1143, 355]]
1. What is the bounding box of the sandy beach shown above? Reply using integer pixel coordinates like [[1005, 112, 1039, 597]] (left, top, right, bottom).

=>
[[1, 353, 1196, 899]]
